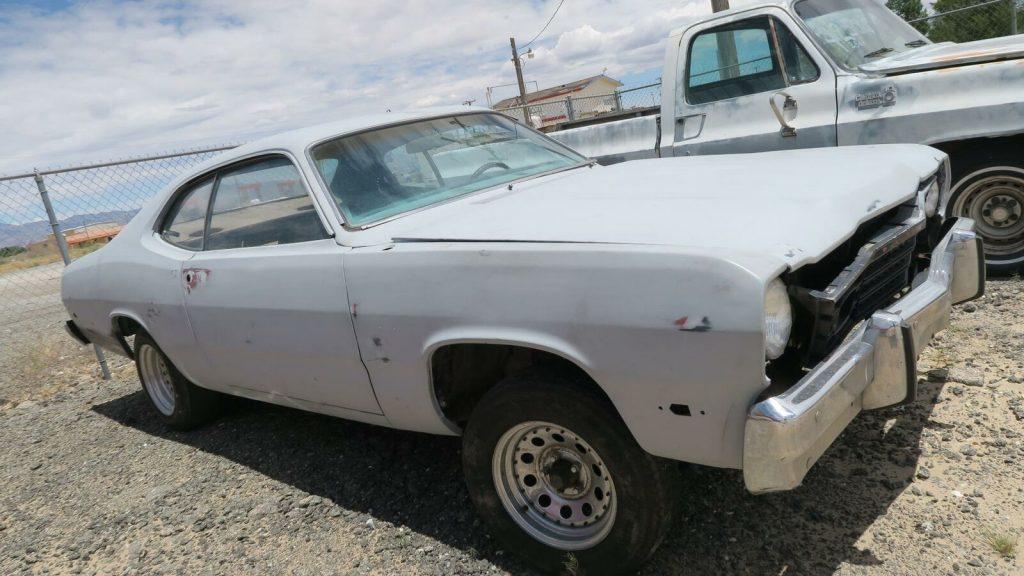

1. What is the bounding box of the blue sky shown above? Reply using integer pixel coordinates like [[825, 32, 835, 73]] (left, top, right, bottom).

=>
[[0, 0, 721, 180]]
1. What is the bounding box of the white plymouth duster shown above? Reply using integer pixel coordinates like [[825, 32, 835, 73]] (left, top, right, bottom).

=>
[[61, 109, 983, 575]]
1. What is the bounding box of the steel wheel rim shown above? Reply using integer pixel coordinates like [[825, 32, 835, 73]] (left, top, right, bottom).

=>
[[953, 171, 1024, 260], [492, 421, 616, 550], [138, 344, 175, 416]]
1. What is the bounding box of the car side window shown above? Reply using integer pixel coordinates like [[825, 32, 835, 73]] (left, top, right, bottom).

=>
[[161, 178, 214, 250], [205, 157, 328, 251], [686, 17, 817, 105]]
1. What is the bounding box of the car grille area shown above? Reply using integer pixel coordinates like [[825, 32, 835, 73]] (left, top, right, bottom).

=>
[[790, 210, 924, 367]]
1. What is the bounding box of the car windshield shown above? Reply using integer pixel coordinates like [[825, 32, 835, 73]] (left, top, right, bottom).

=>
[[310, 113, 587, 226], [794, 0, 929, 69]]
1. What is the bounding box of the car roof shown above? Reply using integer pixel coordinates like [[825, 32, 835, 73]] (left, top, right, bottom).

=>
[[141, 106, 515, 232], [225, 105, 495, 159], [170, 105, 503, 191]]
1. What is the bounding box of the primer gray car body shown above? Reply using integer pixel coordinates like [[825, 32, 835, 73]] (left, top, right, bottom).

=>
[[61, 109, 983, 495]]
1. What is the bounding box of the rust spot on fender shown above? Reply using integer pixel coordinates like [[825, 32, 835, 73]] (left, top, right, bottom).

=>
[[932, 49, 993, 63], [675, 316, 712, 332]]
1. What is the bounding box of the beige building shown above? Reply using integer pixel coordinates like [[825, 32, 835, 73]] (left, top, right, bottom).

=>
[[493, 75, 623, 129]]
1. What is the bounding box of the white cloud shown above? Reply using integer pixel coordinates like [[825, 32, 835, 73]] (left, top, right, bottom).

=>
[[0, 0, 711, 175]]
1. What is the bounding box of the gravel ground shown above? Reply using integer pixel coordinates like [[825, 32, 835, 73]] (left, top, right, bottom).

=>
[[0, 262, 97, 407], [1, 277, 1022, 576]]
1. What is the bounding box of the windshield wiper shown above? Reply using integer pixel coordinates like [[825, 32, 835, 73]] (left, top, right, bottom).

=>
[[905, 39, 927, 47], [863, 47, 894, 59]]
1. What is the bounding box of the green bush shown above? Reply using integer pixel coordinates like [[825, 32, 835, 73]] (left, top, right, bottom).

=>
[[0, 246, 27, 259], [928, 0, 1018, 43]]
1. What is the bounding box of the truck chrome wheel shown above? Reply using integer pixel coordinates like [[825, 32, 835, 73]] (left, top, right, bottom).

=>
[[951, 167, 1024, 265], [138, 343, 176, 416], [492, 421, 617, 550]]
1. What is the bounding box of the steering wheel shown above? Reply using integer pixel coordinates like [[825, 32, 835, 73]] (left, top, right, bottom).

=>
[[470, 161, 511, 181]]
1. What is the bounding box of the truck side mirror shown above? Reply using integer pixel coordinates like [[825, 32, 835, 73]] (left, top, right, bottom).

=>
[[769, 92, 798, 137]]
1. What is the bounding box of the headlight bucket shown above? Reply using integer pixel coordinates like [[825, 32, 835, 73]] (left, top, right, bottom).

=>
[[921, 177, 940, 217], [764, 278, 793, 360]]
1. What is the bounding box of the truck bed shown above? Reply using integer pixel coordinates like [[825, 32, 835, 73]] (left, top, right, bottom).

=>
[[548, 114, 660, 165]]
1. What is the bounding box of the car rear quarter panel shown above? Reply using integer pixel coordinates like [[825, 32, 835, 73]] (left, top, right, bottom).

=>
[[62, 223, 206, 384], [344, 241, 782, 469]]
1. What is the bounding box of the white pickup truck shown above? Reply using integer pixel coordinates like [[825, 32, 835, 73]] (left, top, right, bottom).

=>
[[550, 0, 1024, 272]]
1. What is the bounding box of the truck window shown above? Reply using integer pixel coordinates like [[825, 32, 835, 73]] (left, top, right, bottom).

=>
[[686, 17, 817, 105], [795, 0, 928, 70], [775, 20, 819, 84]]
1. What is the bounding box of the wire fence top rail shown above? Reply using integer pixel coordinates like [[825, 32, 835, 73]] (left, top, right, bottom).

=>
[[0, 143, 242, 182], [909, 0, 1012, 23]]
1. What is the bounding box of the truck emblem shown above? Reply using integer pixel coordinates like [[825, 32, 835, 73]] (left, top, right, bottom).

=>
[[855, 86, 897, 110]]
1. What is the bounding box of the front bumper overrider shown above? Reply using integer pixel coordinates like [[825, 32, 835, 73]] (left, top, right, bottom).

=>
[[743, 217, 984, 494]]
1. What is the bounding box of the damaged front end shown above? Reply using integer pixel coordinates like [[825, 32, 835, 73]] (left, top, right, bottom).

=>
[[743, 188, 984, 493]]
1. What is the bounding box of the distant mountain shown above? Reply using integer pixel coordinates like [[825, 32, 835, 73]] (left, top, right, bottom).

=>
[[0, 209, 139, 248]]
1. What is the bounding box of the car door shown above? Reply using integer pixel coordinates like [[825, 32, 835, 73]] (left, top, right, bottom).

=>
[[181, 154, 382, 415], [669, 11, 838, 156]]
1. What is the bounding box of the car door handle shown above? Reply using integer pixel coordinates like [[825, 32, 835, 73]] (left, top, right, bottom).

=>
[[769, 92, 798, 138]]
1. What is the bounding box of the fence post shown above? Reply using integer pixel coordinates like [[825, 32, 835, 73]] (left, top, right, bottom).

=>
[[614, 91, 623, 112], [33, 170, 112, 380], [565, 96, 576, 122]]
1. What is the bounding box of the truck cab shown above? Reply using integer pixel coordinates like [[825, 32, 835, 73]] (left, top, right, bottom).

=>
[[550, 0, 1024, 272]]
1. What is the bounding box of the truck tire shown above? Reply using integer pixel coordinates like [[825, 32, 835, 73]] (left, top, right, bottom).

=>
[[948, 158, 1024, 274], [462, 371, 677, 575], [134, 332, 221, 430]]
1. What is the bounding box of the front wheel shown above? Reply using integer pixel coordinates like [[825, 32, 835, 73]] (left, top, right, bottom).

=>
[[949, 162, 1024, 274], [462, 372, 677, 575]]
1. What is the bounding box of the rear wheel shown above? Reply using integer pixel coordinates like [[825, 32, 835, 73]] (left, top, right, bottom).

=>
[[135, 332, 221, 430], [949, 160, 1024, 274], [462, 372, 677, 575]]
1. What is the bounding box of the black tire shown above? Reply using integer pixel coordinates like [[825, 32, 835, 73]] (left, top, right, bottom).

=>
[[462, 371, 678, 576], [947, 155, 1024, 275], [134, 332, 221, 430]]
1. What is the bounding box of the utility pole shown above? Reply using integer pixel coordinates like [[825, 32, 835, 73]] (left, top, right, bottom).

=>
[[1011, 0, 1018, 36], [510, 37, 534, 127], [710, 0, 738, 80]]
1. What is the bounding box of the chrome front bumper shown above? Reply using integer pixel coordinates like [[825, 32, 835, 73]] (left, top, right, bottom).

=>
[[743, 218, 984, 494]]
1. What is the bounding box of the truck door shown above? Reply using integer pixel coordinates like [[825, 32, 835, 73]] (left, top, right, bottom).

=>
[[669, 11, 837, 156]]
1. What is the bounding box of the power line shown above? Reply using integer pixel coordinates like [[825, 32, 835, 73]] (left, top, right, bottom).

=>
[[520, 0, 567, 49]]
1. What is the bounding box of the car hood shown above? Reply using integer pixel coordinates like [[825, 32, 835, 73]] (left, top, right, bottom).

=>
[[358, 145, 944, 270], [859, 35, 1024, 75]]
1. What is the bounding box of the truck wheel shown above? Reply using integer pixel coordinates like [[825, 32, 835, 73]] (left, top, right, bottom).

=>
[[949, 160, 1024, 274], [134, 332, 221, 430], [462, 372, 677, 575]]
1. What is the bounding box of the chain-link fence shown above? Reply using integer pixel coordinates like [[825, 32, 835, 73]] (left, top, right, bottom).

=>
[[498, 82, 661, 131], [0, 146, 237, 376], [906, 0, 1020, 42]]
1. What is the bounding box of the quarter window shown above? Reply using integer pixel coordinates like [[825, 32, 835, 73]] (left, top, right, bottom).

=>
[[206, 157, 327, 250], [686, 17, 818, 104], [775, 21, 819, 84], [161, 178, 214, 250]]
